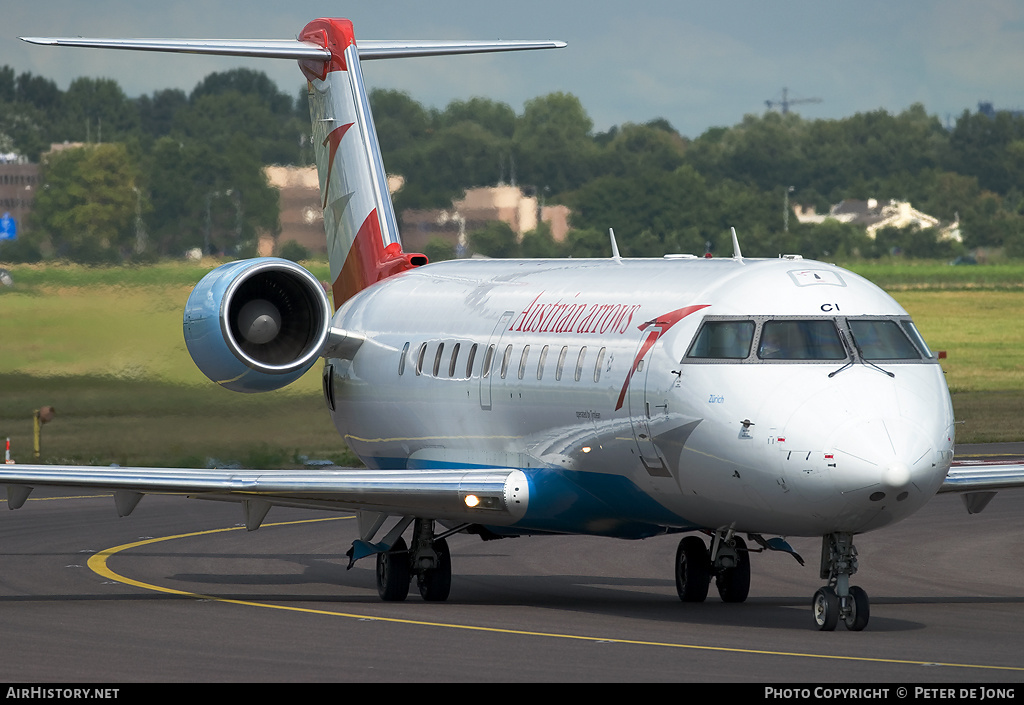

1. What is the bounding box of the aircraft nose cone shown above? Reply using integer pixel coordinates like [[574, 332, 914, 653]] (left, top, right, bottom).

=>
[[829, 416, 940, 496], [884, 461, 911, 490]]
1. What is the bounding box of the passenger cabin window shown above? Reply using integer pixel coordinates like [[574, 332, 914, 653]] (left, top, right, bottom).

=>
[[399, 342, 409, 375], [518, 345, 530, 380], [449, 343, 461, 377], [758, 320, 845, 360], [687, 321, 755, 359], [500, 344, 513, 379], [594, 347, 606, 382], [466, 343, 478, 378], [433, 342, 445, 376], [849, 320, 921, 360], [415, 342, 427, 375], [575, 346, 587, 381], [555, 346, 568, 381], [482, 344, 495, 378], [537, 345, 549, 380]]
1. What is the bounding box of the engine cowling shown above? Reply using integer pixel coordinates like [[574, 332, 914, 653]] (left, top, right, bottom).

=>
[[183, 258, 331, 393]]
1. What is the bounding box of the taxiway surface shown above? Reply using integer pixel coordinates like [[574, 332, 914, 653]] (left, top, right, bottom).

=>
[[0, 476, 1021, 682]]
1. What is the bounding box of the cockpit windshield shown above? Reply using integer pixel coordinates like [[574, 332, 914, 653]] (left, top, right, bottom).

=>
[[683, 315, 935, 366], [848, 319, 922, 360], [757, 320, 846, 360]]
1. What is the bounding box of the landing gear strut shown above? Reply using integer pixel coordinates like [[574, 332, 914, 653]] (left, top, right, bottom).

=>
[[675, 532, 750, 603], [374, 518, 454, 602], [813, 532, 869, 631]]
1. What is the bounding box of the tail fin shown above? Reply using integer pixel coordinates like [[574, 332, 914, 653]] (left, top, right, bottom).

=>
[[21, 19, 565, 307], [298, 18, 425, 308]]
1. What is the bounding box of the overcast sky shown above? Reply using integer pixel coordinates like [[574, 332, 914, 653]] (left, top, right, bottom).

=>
[[4, 1, 1024, 138]]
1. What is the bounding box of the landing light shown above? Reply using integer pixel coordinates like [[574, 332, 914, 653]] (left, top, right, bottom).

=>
[[464, 494, 480, 508]]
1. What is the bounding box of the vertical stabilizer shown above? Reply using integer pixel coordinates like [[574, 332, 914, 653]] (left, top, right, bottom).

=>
[[299, 19, 426, 308]]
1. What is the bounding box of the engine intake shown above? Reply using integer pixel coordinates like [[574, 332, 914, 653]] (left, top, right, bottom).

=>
[[184, 258, 331, 393]]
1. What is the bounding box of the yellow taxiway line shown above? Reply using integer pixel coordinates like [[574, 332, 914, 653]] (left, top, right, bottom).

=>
[[87, 517, 1024, 673]]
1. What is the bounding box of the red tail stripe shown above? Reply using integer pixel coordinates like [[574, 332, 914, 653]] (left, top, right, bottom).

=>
[[332, 210, 425, 308]]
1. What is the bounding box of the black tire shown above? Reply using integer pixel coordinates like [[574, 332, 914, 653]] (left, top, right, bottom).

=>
[[675, 536, 711, 602], [843, 585, 870, 631], [812, 586, 840, 631], [715, 536, 750, 603], [417, 537, 452, 602], [376, 536, 410, 601]]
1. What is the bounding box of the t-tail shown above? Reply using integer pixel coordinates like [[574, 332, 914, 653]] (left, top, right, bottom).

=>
[[299, 18, 419, 307], [21, 19, 564, 391], [21, 18, 565, 308]]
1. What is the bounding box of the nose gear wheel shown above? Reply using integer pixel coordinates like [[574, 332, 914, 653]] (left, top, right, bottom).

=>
[[813, 532, 870, 631]]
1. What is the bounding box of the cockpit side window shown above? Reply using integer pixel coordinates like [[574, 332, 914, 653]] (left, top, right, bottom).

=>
[[900, 320, 934, 358], [848, 319, 921, 360], [686, 320, 755, 359], [757, 320, 846, 360]]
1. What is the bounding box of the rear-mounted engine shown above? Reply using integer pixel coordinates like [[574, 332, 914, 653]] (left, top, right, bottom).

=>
[[183, 258, 331, 393]]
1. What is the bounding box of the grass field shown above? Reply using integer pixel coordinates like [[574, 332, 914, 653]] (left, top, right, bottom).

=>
[[0, 258, 1022, 465]]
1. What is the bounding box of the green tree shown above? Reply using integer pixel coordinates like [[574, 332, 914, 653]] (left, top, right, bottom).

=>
[[520, 222, 565, 258], [191, 68, 295, 117], [56, 77, 140, 144], [135, 88, 188, 142], [469, 220, 519, 258], [595, 120, 687, 178], [513, 92, 596, 194], [564, 227, 611, 258], [946, 108, 1024, 196], [144, 134, 278, 256], [440, 97, 516, 138], [31, 143, 144, 263], [371, 89, 435, 155], [174, 91, 299, 165], [0, 100, 49, 160], [422, 236, 456, 262]]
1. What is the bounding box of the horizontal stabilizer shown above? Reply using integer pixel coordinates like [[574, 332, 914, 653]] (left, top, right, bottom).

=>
[[18, 36, 565, 60]]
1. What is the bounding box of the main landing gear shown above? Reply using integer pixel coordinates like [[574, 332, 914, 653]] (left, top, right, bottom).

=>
[[376, 518, 454, 602], [812, 532, 869, 631], [675, 531, 750, 603]]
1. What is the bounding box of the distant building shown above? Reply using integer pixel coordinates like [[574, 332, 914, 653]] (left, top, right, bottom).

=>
[[793, 198, 961, 243], [261, 165, 322, 256], [0, 162, 39, 236], [399, 184, 571, 255], [262, 166, 407, 256]]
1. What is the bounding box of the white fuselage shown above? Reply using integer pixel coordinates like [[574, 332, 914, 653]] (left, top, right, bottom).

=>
[[326, 256, 955, 539]]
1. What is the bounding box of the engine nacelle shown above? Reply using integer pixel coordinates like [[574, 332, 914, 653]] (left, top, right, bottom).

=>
[[184, 258, 331, 393]]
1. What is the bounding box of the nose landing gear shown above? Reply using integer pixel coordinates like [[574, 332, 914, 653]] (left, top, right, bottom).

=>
[[813, 532, 869, 631]]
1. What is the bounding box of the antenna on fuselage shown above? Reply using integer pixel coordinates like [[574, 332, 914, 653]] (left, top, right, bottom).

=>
[[609, 228, 622, 263], [730, 227, 743, 261]]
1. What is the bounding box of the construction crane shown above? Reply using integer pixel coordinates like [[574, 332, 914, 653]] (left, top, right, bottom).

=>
[[765, 87, 822, 114]]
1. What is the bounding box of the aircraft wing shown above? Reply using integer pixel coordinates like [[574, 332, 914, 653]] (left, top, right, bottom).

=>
[[0, 464, 528, 529], [938, 457, 1024, 514]]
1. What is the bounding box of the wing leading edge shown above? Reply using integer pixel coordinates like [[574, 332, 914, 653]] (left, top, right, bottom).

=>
[[1, 464, 529, 527], [939, 458, 1024, 514]]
